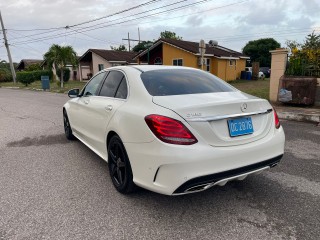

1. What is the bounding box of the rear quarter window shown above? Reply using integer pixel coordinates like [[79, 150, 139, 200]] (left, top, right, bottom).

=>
[[140, 69, 235, 96]]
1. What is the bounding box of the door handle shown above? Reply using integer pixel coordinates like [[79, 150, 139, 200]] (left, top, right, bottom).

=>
[[105, 105, 113, 111], [84, 100, 89, 104]]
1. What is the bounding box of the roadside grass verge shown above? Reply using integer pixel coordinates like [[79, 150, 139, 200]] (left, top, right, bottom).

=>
[[0, 80, 87, 93], [1, 78, 270, 100], [229, 78, 270, 100]]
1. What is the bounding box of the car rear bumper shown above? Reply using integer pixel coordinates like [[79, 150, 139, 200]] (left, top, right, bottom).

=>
[[124, 126, 285, 195], [172, 154, 282, 194]]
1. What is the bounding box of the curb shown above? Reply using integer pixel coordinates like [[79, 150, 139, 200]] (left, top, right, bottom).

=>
[[277, 112, 320, 124]]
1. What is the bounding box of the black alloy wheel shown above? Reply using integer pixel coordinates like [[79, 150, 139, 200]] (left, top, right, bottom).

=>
[[108, 135, 136, 193], [63, 110, 75, 140]]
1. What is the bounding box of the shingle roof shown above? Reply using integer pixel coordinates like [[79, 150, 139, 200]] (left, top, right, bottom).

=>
[[135, 38, 248, 59], [17, 59, 43, 70], [87, 49, 136, 63]]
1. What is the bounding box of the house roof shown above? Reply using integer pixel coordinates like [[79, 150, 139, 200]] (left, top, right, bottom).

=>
[[16, 59, 43, 70], [79, 49, 136, 63], [134, 38, 248, 59]]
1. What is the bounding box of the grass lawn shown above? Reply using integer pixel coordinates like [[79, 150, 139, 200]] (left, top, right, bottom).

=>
[[229, 78, 270, 100], [0, 80, 87, 93], [1, 78, 270, 100]]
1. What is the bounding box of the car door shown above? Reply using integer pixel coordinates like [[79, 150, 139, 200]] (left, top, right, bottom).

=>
[[78, 70, 129, 155], [70, 71, 107, 144]]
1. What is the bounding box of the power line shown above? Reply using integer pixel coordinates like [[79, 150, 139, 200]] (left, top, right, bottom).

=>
[[11, 0, 213, 45], [9, 0, 188, 42], [67, 0, 164, 28], [6, 0, 164, 32]]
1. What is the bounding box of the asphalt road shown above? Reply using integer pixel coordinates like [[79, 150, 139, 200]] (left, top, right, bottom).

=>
[[0, 88, 319, 240]]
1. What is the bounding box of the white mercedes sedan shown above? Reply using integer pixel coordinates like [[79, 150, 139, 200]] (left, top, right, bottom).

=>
[[63, 65, 285, 195]]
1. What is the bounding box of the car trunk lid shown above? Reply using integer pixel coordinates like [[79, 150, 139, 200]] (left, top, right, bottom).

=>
[[152, 91, 273, 147]]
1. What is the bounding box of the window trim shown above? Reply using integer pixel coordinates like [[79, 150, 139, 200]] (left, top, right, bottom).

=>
[[229, 60, 236, 66], [173, 58, 183, 66], [206, 58, 210, 72], [98, 64, 105, 71]]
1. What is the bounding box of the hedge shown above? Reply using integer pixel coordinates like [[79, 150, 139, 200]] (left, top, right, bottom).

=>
[[16, 70, 53, 86]]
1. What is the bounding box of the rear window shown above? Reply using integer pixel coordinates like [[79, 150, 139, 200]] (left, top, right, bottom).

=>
[[140, 69, 235, 96]]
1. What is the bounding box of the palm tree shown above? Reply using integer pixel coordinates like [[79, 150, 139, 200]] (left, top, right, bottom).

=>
[[44, 44, 78, 88]]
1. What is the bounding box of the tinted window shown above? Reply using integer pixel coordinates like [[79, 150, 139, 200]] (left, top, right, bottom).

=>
[[99, 71, 124, 97], [140, 69, 235, 96], [115, 79, 128, 99], [82, 72, 106, 96]]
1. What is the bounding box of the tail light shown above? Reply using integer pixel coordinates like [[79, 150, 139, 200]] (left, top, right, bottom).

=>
[[145, 114, 198, 145], [273, 109, 280, 129]]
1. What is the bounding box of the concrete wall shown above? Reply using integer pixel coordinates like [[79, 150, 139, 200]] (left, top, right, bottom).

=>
[[212, 58, 246, 81], [269, 49, 289, 102], [92, 53, 112, 75], [162, 43, 198, 68]]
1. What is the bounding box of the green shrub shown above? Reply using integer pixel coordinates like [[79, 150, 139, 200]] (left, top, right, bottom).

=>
[[16, 70, 53, 86], [56, 68, 70, 82], [0, 69, 12, 82]]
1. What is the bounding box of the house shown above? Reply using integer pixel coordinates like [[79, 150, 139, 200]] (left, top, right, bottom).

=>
[[78, 49, 137, 80], [16, 59, 43, 71], [134, 38, 249, 81], [40, 59, 80, 81]]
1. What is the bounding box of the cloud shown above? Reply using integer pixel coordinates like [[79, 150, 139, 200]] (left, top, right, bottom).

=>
[[0, 0, 319, 62], [185, 16, 203, 27]]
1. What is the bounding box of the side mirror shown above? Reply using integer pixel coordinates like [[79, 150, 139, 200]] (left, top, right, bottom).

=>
[[68, 88, 80, 98]]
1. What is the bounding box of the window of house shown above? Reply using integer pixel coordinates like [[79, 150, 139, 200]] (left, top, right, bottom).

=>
[[229, 60, 236, 66], [98, 64, 104, 71], [206, 58, 210, 72], [154, 57, 162, 65], [173, 59, 183, 66]]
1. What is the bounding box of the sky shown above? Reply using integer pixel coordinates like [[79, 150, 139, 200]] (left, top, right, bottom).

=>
[[0, 0, 319, 63]]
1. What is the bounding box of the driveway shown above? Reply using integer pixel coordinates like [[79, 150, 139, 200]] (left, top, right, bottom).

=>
[[0, 88, 319, 240]]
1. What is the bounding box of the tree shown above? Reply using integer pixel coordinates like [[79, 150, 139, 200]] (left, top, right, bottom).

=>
[[110, 44, 127, 51], [44, 44, 78, 88], [160, 30, 182, 40], [132, 40, 154, 52], [303, 31, 320, 50], [242, 38, 281, 67], [285, 32, 320, 76]]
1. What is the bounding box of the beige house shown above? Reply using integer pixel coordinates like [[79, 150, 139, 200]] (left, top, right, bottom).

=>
[[79, 49, 137, 80]]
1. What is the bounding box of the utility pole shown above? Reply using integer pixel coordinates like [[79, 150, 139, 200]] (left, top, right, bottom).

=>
[[0, 10, 16, 84], [122, 33, 140, 52], [127, 32, 130, 51]]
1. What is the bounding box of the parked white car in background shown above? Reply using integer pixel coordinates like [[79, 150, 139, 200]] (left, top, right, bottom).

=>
[[63, 66, 285, 195]]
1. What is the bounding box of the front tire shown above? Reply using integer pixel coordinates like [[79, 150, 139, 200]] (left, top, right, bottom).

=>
[[108, 135, 136, 194], [63, 110, 76, 140]]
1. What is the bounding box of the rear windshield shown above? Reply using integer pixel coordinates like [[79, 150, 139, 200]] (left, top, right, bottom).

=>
[[140, 69, 235, 96]]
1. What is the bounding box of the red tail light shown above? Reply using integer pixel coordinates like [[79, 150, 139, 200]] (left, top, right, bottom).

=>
[[145, 114, 198, 145], [273, 109, 280, 129]]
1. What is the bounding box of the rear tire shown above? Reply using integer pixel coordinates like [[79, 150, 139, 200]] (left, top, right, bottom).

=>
[[63, 110, 76, 140], [108, 135, 136, 194]]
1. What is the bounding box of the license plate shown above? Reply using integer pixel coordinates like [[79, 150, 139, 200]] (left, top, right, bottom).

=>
[[227, 117, 254, 137]]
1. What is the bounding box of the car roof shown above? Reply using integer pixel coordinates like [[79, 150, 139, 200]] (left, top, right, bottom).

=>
[[106, 65, 199, 73]]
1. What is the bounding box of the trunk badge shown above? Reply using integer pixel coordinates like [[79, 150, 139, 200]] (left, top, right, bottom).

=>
[[240, 103, 247, 112]]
